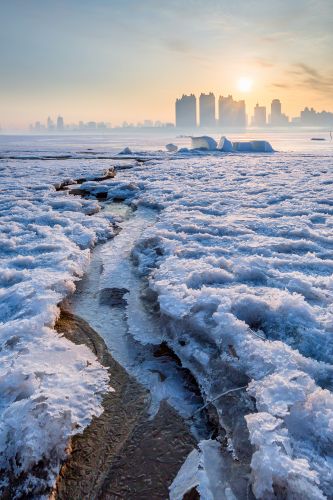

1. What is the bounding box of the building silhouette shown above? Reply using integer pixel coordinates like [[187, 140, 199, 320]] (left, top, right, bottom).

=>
[[57, 116, 64, 130], [218, 95, 246, 127], [270, 99, 289, 126], [47, 116, 55, 130], [175, 94, 197, 128], [252, 103, 266, 127], [199, 93, 216, 127], [300, 107, 333, 126]]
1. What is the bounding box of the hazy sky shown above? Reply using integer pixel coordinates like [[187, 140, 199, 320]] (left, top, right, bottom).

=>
[[1, 0, 333, 128]]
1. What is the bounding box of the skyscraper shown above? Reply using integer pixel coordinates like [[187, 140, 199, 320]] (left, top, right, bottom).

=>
[[218, 95, 246, 127], [175, 94, 197, 128], [252, 103, 266, 127], [199, 93, 216, 127], [57, 116, 64, 130], [47, 116, 54, 130], [270, 99, 289, 126]]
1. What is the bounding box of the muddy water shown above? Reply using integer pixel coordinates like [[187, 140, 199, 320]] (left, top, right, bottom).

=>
[[55, 201, 211, 499]]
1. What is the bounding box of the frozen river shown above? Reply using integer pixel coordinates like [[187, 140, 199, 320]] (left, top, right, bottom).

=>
[[0, 130, 332, 498]]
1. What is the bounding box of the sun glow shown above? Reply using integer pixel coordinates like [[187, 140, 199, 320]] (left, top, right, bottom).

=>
[[237, 77, 253, 93]]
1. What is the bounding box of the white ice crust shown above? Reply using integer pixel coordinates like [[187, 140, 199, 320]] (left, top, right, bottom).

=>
[[1, 137, 332, 498], [0, 158, 113, 495], [100, 149, 333, 499]]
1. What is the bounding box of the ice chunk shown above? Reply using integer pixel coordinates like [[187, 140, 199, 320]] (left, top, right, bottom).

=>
[[251, 140, 274, 152], [119, 146, 132, 155], [232, 141, 254, 152], [170, 440, 238, 500], [232, 140, 274, 152], [191, 136, 217, 150], [169, 448, 200, 499], [217, 136, 234, 152], [166, 143, 178, 152]]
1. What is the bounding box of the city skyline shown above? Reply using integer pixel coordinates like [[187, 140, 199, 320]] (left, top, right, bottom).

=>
[[1, 1, 333, 128], [175, 93, 333, 128], [26, 95, 333, 133], [3, 89, 333, 132]]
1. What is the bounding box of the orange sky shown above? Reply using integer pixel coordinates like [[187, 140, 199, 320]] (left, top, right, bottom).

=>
[[1, 0, 332, 128]]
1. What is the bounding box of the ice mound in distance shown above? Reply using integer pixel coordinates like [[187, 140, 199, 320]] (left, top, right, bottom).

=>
[[119, 146, 132, 155], [191, 136, 218, 150], [166, 143, 178, 152], [190, 135, 274, 153], [217, 136, 233, 152], [233, 140, 274, 152]]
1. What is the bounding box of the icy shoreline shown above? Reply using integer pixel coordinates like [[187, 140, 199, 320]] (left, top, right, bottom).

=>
[[0, 159, 119, 495], [76, 151, 333, 498], [1, 137, 332, 498]]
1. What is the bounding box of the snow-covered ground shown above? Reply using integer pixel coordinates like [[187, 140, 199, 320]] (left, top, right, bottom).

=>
[[0, 132, 332, 498], [0, 156, 117, 495]]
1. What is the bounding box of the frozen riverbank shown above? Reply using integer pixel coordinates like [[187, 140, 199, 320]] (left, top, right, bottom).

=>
[[1, 133, 332, 498], [54, 309, 197, 499], [76, 148, 333, 498]]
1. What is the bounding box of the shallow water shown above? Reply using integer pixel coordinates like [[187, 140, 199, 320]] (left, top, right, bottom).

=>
[[68, 202, 208, 439]]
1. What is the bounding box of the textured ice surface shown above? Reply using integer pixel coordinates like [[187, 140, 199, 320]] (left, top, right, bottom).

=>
[[0, 157, 114, 495], [1, 133, 332, 498], [92, 143, 333, 498]]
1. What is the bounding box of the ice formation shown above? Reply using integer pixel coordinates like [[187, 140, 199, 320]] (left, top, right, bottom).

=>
[[119, 146, 132, 155], [166, 143, 178, 152], [0, 158, 113, 495], [217, 136, 233, 152], [190, 135, 274, 153], [191, 136, 218, 150], [169, 440, 230, 500], [90, 148, 333, 499], [1, 135, 332, 498], [233, 140, 274, 152]]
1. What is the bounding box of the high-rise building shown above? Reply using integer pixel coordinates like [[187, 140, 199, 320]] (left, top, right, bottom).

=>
[[300, 107, 333, 126], [270, 99, 289, 126], [47, 116, 54, 130], [56, 116, 64, 130], [199, 93, 216, 127], [218, 95, 246, 127], [252, 103, 266, 127], [175, 94, 197, 128]]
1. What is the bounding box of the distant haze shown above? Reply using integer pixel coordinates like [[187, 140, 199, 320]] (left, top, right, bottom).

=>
[[1, 0, 333, 128]]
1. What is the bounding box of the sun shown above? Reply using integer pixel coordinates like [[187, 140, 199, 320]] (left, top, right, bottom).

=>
[[237, 77, 253, 93]]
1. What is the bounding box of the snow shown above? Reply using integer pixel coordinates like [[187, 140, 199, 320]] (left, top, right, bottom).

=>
[[1, 132, 332, 498], [84, 139, 333, 499], [0, 157, 115, 495]]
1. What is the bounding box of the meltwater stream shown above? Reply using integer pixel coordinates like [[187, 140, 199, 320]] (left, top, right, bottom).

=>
[[67, 202, 207, 433]]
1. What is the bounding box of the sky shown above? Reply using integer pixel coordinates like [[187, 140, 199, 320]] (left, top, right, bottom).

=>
[[1, 0, 333, 128]]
